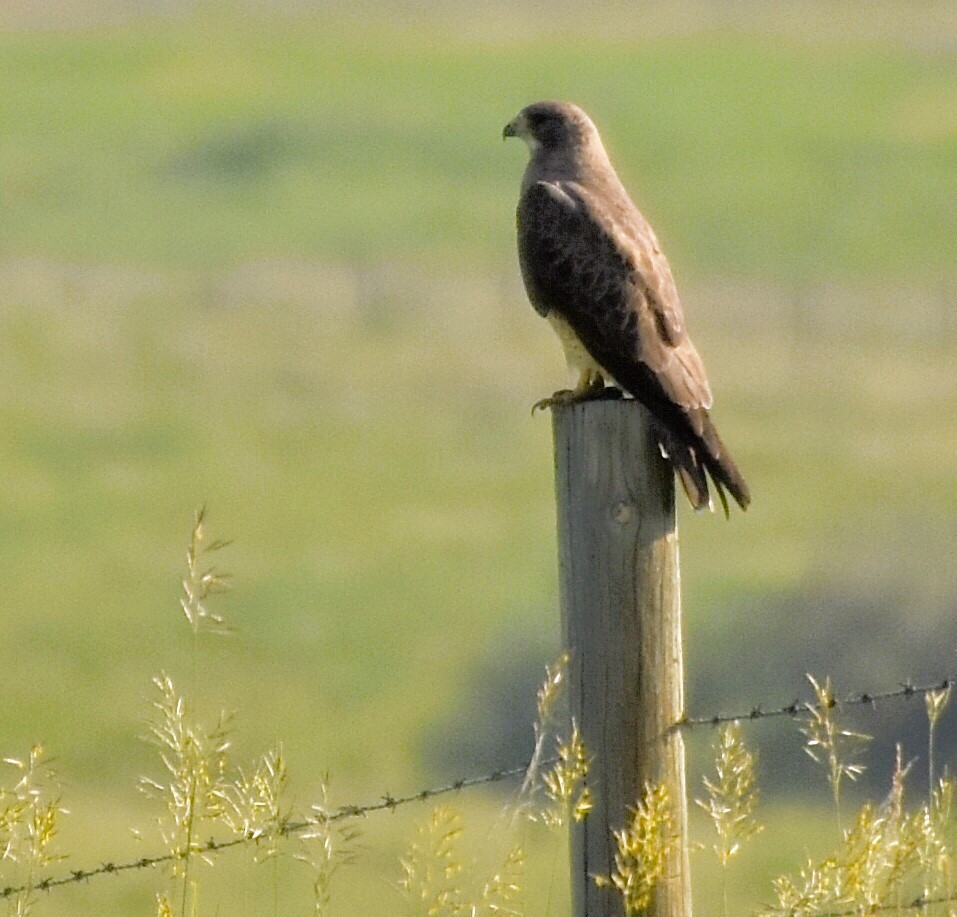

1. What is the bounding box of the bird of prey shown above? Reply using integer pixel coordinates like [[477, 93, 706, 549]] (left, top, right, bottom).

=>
[[504, 101, 750, 514]]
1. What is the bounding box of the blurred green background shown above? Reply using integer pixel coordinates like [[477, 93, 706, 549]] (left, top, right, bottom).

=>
[[0, 1, 954, 913]]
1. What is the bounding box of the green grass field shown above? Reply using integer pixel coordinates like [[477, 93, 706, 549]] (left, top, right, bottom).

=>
[[0, 11, 955, 280], [0, 4, 954, 913]]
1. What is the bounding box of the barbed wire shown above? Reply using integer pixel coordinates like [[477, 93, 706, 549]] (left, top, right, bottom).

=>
[[830, 894, 957, 916], [766, 890, 957, 916], [3, 673, 953, 903], [0, 759, 544, 902], [674, 675, 954, 730]]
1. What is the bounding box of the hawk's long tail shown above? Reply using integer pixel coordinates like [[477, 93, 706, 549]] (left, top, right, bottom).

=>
[[659, 415, 751, 516]]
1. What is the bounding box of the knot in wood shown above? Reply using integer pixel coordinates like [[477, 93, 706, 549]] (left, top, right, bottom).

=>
[[611, 501, 634, 524]]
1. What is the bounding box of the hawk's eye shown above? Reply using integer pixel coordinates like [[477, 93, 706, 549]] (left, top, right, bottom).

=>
[[528, 111, 562, 138]]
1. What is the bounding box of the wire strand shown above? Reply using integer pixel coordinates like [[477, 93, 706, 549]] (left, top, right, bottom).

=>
[[4, 673, 954, 902], [673, 676, 953, 729], [0, 760, 541, 901]]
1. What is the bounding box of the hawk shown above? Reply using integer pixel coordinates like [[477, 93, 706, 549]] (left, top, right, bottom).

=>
[[504, 100, 750, 514]]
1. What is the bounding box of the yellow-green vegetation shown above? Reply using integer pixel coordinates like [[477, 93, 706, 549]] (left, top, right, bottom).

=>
[[139, 673, 233, 913], [295, 778, 359, 916], [697, 722, 763, 916], [0, 746, 67, 916], [519, 652, 569, 802], [595, 782, 678, 914], [762, 754, 957, 915], [397, 804, 527, 917], [926, 686, 952, 800], [0, 2, 953, 914], [801, 675, 872, 836], [539, 725, 592, 830], [6, 652, 957, 914]]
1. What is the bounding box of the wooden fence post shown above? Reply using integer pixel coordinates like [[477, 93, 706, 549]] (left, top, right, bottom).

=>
[[552, 399, 691, 917]]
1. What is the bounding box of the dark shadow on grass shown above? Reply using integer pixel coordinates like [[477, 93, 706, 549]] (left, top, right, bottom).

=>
[[420, 627, 561, 783], [167, 118, 321, 181], [688, 583, 957, 797]]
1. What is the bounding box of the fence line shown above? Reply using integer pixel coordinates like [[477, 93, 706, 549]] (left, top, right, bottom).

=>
[[3, 673, 952, 904], [833, 896, 957, 916], [755, 891, 957, 916], [676, 675, 954, 729], [790, 892, 957, 916], [1, 761, 542, 902]]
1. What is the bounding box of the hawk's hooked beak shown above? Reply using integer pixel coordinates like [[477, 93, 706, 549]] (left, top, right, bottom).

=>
[[502, 118, 519, 140]]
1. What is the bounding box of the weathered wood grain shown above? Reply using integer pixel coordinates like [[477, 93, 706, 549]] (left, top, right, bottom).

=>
[[552, 399, 691, 917]]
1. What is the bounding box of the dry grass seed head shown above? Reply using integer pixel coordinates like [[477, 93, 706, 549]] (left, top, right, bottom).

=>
[[696, 721, 762, 867], [477, 844, 525, 917], [762, 857, 841, 915], [926, 685, 952, 728], [399, 807, 525, 917], [536, 651, 570, 727], [139, 674, 232, 873], [836, 778, 926, 911], [0, 746, 68, 916], [398, 805, 465, 915], [215, 745, 288, 862], [297, 776, 360, 916], [181, 506, 232, 637], [595, 782, 677, 915], [540, 722, 592, 829], [518, 651, 571, 806], [1, 745, 67, 867], [765, 747, 933, 914], [916, 775, 955, 899], [800, 675, 871, 813]]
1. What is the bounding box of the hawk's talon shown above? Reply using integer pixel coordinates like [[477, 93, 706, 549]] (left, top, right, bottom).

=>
[[531, 382, 621, 414], [531, 390, 574, 415]]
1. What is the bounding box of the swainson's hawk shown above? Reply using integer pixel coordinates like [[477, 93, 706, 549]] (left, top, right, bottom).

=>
[[504, 100, 750, 515]]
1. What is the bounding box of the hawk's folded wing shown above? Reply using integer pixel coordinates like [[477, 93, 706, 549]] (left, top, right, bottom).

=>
[[517, 179, 713, 421]]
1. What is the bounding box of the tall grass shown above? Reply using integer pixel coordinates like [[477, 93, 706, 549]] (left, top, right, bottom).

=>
[[136, 511, 345, 916], [696, 722, 762, 916], [801, 675, 871, 838], [2, 516, 957, 914], [0, 746, 66, 916]]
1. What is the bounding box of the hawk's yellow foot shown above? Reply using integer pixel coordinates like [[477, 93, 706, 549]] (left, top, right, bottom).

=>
[[531, 372, 618, 414]]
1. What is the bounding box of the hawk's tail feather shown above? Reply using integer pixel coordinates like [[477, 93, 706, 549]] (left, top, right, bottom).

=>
[[711, 478, 731, 519], [675, 461, 711, 513], [658, 427, 712, 513], [697, 416, 751, 512], [656, 415, 750, 515]]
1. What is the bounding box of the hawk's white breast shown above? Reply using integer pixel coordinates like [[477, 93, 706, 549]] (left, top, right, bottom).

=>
[[545, 312, 606, 377]]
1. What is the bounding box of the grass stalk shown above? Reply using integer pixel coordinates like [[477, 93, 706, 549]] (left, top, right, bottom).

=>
[[926, 686, 951, 804], [800, 675, 870, 839]]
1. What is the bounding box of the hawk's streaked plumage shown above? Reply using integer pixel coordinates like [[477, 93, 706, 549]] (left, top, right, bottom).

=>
[[504, 100, 750, 514]]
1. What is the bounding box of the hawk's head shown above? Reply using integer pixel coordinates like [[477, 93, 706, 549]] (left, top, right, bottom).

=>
[[503, 101, 597, 154]]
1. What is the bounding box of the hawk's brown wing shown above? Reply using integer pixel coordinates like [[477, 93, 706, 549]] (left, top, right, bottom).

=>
[[517, 179, 712, 420], [517, 178, 750, 512]]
